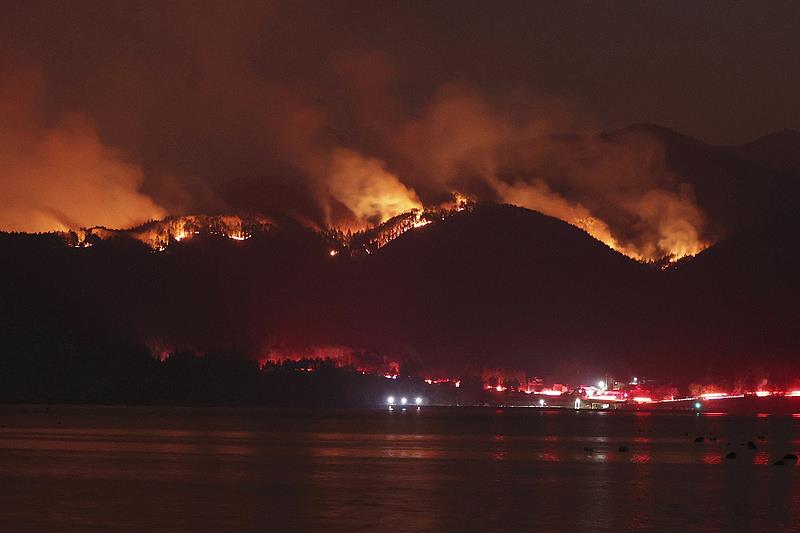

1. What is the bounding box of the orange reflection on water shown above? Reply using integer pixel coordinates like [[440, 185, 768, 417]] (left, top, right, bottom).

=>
[[753, 452, 770, 465], [381, 448, 442, 459], [702, 454, 722, 464], [537, 452, 561, 462], [312, 447, 350, 458], [631, 454, 651, 464]]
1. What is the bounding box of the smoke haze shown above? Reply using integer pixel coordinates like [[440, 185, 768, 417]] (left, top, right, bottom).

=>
[[4, 1, 794, 259], [0, 68, 166, 231]]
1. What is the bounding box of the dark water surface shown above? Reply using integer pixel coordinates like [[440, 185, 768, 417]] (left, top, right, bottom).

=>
[[2, 406, 800, 532]]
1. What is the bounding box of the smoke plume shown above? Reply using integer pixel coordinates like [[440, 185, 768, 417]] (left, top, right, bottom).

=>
[[389, 86, 710, 260], [324, 148, 422, 228], [0, 69, 166, 232]]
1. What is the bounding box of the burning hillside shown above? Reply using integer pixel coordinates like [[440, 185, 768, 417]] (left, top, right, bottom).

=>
[[57, 194, 474, 257], [329, 193, 473, 255], [55, 192, 700, 268], [61, 214, 274, 251]]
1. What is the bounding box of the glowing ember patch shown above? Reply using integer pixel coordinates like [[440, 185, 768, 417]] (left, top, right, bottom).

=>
[[587, 394, 624, 402], [754, 391, 771, 397], [633, 397, 653, 403], [61, 215, 273, 251], [332, 194, 474, 254], [700, 392, 728, 400], [788, 391, 800, 397], [539, 389, 564, 396]]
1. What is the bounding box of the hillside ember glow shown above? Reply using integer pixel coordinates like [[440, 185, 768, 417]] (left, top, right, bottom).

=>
[[56, 189, 704, 265], [335, 193, 473, 254], [496, 180, 709, 263], [258, 346, 400, 376], [63, 215, 272, 250]]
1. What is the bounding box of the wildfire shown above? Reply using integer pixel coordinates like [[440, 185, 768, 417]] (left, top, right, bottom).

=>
[[572, 215, 705, 266], [61, 215, 272, 251], [412, 219, 431, 229], [55, 190, 704, 267], [334, 193, 474, 255]]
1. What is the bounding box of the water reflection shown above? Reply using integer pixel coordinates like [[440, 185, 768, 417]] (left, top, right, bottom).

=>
[[2, 406, 800, 531], [702, 453, 722, 464], [537, 452, 560, 462]]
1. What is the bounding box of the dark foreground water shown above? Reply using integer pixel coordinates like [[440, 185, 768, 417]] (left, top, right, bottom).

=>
[[2, 406, 800, 532]]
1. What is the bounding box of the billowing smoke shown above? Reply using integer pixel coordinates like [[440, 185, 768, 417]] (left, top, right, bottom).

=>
[[494, 179, 620, 253], [0, 69, 166, 232], [0, 3, 713, 261], [388, 86, 710, 260], [324, 148, 422, 228]]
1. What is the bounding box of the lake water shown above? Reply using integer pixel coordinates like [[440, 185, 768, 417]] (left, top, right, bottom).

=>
[[1, 406, 799, 532]]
